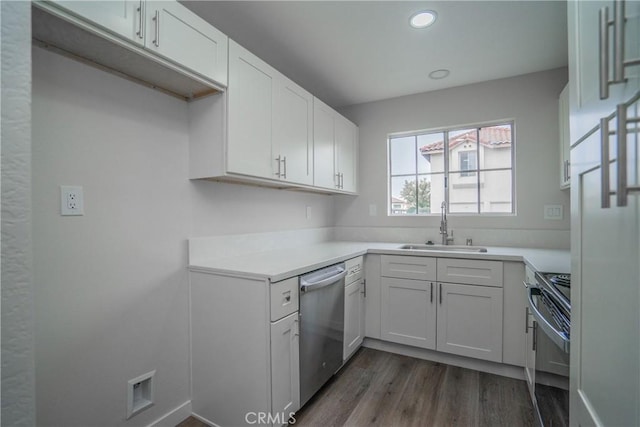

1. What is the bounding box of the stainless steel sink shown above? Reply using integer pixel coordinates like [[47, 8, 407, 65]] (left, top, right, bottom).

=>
[[398, 244, 488, 253]]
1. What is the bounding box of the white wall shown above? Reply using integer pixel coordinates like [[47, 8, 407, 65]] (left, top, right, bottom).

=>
[[1, 2, 36, 426], [31, 47, 334, 426], [336, 68, 571, 248]]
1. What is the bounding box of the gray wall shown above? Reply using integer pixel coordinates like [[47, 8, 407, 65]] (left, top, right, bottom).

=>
[[1, 2, 36, 426], [336, 68, 570, 248], [31, 47, 334, 426]]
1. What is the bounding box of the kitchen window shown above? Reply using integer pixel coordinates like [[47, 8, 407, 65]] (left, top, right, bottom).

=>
[[388, 122, 514, 215]]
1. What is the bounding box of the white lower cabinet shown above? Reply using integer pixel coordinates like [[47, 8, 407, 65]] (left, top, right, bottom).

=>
[[270, 312, 300, 420], [190, 272, 299, 426], [344, 278, 364, 360], [378, 255, 505, 364], [381, 277, 436, 349], [436, 282, 503, 362], [344, 256, 365, 361]]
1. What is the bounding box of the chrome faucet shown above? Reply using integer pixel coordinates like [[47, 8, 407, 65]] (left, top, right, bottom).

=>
[[439, 201, 454, 245]]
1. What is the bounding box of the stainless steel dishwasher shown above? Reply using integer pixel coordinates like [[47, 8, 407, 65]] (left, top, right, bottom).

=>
[[299, 263, 347, 406]]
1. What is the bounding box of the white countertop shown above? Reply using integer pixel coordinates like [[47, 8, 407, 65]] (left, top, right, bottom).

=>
[[189, 241, 570, 282]]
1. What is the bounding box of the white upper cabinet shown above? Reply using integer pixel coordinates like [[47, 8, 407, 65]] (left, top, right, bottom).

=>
[[226, 40, 313, 184], [48, 0, 144, 45], [313, 98, 338, 189], [313, 97, 358, 193], [273, 76, 314, 186], [144, 1, 228, 86], [335, 114, 358, 193], [568, 0, 640, 141], [227, 40, 275, 179], [35, 0, 228, 98]]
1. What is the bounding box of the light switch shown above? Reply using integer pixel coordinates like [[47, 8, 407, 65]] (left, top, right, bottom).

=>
[[544, 204, 563, 220]]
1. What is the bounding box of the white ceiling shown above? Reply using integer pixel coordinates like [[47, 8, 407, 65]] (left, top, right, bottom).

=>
[[181, 1, 568, 108]]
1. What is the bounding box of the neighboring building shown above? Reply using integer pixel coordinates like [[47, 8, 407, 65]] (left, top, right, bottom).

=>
[[390, 196, 409, 214], [420, 126, 512, 213]]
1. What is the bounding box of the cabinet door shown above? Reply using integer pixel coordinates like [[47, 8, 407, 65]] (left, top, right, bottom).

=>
[[436, 283, 503, 362], [335, 115, 357, 193], [227, 40, 274, 178], [571, 124, 639, 427], [144, 1, 228, 85], [274, 77, 313, 185], [524, 308, 536, 400], [344, 280, 364, 360], [381, 278, 436, 349], [559, 83, 571, 189], [568, 0, 640, 142], [271, 312, 300, 420], [313, 98, 337, 189], [49, 0, 143, 45]]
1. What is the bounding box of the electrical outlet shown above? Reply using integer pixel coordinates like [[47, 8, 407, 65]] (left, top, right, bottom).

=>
[[61, 186, 84, 216]]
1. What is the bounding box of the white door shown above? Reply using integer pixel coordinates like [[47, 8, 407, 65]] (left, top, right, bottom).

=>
[[436, 283, 503, 363], [51, 0, 143, 45], [313, 98, 337, 189], [343, 279, 364, 360], [270, 312, 300, 421], [570, 114, 639, 427], [380, 278, 436, 349], [335, 115, 357, 193], [144, 1, 228, 85], [227, 40, 274, 178], [273, 76, 313, 185]]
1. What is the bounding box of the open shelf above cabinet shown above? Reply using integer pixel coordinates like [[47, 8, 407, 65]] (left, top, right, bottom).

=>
[[32, 2, 227, 101]]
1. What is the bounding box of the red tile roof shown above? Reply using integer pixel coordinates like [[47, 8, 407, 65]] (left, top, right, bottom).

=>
[[420, 127, 511, 153]]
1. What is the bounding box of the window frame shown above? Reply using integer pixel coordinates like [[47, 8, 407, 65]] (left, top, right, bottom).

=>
[[387, 120, 516, 216]]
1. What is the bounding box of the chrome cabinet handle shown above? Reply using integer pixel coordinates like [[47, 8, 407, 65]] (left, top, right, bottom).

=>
[[600, 96, 640, 209], [282, 156, 287, 180], [153, 10, 160, 47], [335, 173, 341, 188], [439, 283, 442, 305], [361, 279, 366, 298], [525, 307, 529, 334], [136, 1, 144, 39], [616, 103, 628, 206], [430, 282, 433, 303], [599, 6, 611, 100], [532, 321, 537, 351], [275, 155, 282, 178], [563, 159, 570, 182], [613, 0, 625, 83], [601, 116, 612, 208]]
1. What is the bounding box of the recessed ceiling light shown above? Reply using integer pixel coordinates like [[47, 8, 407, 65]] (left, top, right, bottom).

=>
[[410, 11, 437, 29], [429, 69, 450, 80]]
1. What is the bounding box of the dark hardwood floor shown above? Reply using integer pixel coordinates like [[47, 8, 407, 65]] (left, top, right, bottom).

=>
[[177, 347, 534, 427]]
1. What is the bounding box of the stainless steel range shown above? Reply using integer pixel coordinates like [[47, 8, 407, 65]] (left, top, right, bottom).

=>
[[527, 271, 571, 427]]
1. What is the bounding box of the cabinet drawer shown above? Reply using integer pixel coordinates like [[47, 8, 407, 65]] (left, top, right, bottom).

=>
[[345, 256, 363, 285], [437, 258, 503, 287], [381, 255, 436, 281], [271, 277, 299, 321]]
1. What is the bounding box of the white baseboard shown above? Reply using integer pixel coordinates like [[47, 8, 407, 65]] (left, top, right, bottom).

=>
[[147, 401, 192, 427], [191, 412, 220, 427], [363, 338, 526, 381]]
